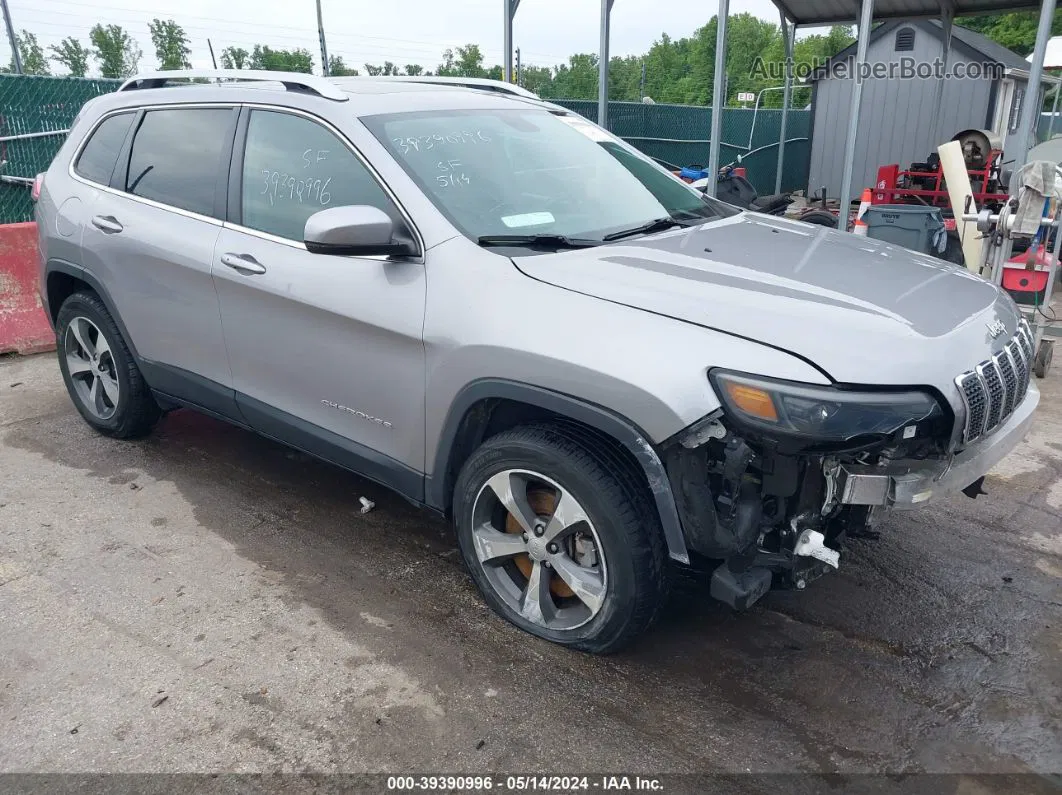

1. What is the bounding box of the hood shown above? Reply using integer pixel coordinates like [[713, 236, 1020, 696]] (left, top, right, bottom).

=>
[[513, 213, 1021, 392]]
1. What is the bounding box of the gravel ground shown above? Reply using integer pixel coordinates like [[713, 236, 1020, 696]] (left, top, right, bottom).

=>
[[0, 352, 1059, 785]]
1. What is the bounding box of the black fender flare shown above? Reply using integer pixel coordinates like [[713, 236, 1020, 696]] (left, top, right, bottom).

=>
[[429, 379, 690, 564]]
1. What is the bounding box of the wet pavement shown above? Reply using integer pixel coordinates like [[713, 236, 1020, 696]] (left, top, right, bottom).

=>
[[0, 352, 1059, 781]]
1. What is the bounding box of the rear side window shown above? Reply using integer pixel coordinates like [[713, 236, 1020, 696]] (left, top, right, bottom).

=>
[[125, 108, 233, 217], [74, 113, 134, 185], [239, 109, 397, 241]]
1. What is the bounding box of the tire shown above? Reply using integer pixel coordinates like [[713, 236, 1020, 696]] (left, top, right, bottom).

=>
[[1033, 339, 1053, 379], [55, 291, 161, 439], [453, 424, 668, 654], [799, 209, 838, 228]]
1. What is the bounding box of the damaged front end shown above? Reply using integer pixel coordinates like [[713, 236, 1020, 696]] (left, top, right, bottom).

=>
[[663, 370, 957, 610]]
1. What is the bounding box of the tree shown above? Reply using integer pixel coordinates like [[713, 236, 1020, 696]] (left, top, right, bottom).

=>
[[49, 37, 90, 77], [90, 24, 141, 78], [11, 30, 49, 75], [219, 46, 248, 70], [403, 63, 424, 76], [328, 55, 358, 76], [249, 45, 312, 73], [437, 44, 486, 77], [148, 19, 191, 70], [958, 11, 1062, 57]]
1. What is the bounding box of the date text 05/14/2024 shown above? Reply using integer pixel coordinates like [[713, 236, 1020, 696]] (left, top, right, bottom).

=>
[[386, 776, 665, 791]]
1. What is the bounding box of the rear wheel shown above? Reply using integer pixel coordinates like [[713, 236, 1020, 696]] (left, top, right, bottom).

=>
[[453, 424, 668, 653], [56, 291, 160, 438]]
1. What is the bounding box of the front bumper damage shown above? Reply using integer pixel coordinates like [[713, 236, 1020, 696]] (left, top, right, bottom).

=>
[[832, 383, 1039, 509], [665, 381, 1040, 611]]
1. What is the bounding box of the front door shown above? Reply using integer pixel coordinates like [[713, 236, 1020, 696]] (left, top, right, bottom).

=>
[[212, 107, 427, 497]]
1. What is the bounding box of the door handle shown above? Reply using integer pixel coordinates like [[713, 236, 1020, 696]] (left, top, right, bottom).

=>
[[91, 215, 123, 234], [220, 252, 267, 275]]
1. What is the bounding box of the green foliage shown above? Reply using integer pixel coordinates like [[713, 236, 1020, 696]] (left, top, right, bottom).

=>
[[90, 24, 141, 78], [364, 61, 403, 76], [148, 19, 191, 70], [403, 64, 424, 76], [219, 46, 249, 70], [437, 45, 487, 77], [328, 55, 359, 76], [11, 30, 50, 75], [49, 37, 90, 77], [249, 45, 313, 73], [524, 18, 852, 107], [958, 11, 1062, 57]]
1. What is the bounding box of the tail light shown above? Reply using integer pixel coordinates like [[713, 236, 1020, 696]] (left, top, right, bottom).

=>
[[31, 173, 44, 202]]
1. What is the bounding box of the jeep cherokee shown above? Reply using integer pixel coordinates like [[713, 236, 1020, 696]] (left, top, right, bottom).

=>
[[35, 70, 1039, 653]]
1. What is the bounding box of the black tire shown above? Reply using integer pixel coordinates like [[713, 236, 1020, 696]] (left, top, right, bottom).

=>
[[799, 209, 838, 228], [453, 424, 669, 654], [55, 291, 161, 439], [1033, 339, 1053, 379]]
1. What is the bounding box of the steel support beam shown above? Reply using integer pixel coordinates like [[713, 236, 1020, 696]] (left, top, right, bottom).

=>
[[1011, 0, 1058, 173], [706, 0, 730, 198], [775, 15, 796, 194], [503, 0, 521, 84], [597, 0, 615, 128], [927, 2, 954, 152], [836, 0, 875, 230]]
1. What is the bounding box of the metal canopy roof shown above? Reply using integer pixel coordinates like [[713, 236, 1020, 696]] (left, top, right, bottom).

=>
[[773, 0, 1042, 26]]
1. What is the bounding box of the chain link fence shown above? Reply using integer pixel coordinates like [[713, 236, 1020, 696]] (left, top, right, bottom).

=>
[[0, 74, 812, 224], [0, 74, 120, 224]]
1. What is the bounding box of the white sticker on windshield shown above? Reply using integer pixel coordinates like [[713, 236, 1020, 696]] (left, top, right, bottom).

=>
[[557, 115, 613, 142], [501, 212, 556, 228]]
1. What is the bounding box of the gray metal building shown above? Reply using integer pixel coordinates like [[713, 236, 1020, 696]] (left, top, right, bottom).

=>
[[807, 20, 1038, 200]]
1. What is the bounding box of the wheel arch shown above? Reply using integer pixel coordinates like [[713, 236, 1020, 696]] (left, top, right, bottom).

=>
[[427, 379, 690, 564], [44, 260, 141, 362]]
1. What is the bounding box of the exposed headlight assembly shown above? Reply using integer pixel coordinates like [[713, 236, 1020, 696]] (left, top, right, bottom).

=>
[[709, 370, 944, 444]]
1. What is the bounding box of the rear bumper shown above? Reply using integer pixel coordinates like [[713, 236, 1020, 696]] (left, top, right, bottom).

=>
[[838, 382, 1040, 509]]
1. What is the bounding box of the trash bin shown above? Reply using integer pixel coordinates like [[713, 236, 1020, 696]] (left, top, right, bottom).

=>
[[862, 204, 946, 255]]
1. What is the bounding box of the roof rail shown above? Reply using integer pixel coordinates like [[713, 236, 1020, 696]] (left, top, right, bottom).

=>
[[117, 70, 348, 102], [376, 75, 541, 99]]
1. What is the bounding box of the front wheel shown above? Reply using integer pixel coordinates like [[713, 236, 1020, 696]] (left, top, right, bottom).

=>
[[453, 425, 668, 653]]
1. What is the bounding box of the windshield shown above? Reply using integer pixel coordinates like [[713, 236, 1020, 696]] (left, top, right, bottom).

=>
[[363, 109, 738, 246]]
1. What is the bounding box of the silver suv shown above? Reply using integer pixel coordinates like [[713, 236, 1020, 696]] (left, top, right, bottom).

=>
[[35, 70, 1039, 653]]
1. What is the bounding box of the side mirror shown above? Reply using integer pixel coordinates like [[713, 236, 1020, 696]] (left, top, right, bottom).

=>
[[304, 205, 418, 257]]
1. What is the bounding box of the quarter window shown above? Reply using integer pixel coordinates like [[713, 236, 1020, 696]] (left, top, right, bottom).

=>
[[74, 112, 134, 185], [240, 110, 397, 242], [125, 108, 234, 217]]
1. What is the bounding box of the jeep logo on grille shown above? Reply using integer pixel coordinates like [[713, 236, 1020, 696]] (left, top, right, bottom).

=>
[[986, 320, 1006, 339]]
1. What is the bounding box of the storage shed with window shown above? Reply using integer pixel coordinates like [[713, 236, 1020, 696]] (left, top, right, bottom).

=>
[[806, 20, 1041, 201]]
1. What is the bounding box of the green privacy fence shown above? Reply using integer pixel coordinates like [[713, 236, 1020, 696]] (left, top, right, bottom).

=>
[[552, 99, 812, 195], [0, 73, 813, 224], [0, 74, 120, 224]]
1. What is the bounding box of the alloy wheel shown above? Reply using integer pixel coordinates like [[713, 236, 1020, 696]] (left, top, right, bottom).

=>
[[64, 316, 120, 420], [470, 469, 608, 631]]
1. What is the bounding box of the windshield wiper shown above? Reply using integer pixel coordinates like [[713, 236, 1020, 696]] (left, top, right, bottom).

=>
[[477, 234, 600, 249], [601, 217, 682, 242]]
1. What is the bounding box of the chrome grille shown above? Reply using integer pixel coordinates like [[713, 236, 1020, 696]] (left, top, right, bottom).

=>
[[956, 320, 1033, 445]]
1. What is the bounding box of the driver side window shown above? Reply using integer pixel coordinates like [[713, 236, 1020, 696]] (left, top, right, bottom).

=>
[[240, 110, 397, 242]]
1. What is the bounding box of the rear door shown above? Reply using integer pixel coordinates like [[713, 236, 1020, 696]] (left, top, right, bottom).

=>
[[212, 107, 427, 496], [76, 105, 239, 415]]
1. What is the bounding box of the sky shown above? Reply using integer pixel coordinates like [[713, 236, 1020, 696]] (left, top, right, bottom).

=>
[[5, 0, 802, 76]]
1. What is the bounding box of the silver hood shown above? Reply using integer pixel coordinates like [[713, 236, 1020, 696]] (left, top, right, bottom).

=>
[[513, 212, 1021, 394]]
